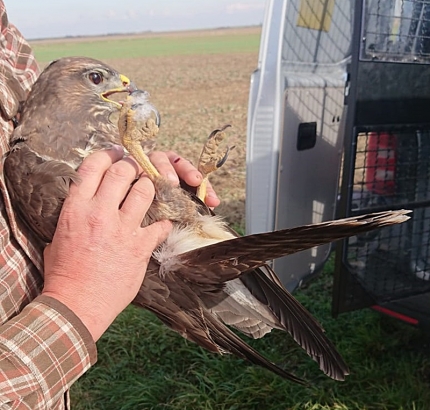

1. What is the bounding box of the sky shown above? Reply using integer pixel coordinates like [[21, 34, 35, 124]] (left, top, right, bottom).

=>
[[5, 0, 266, 40]]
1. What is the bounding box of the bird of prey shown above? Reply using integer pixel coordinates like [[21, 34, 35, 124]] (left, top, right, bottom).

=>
[[4, 56, 409, 384]]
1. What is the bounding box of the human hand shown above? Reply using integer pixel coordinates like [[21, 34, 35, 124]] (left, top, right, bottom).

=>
[[42, 147, 172, 342], [149, 150, 221, 208]]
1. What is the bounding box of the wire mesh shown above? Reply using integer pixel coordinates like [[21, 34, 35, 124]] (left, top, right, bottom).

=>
[[363, 0, 430, 62], [345, 128, 430, 301], [282, 0, 353, 68]]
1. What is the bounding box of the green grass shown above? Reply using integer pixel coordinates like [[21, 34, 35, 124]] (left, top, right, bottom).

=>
[[31, 32, 261, 63], [71, 259, 430, 410]]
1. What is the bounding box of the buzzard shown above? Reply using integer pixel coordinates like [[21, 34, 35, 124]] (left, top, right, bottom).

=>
[[4, 57, 409, 384]]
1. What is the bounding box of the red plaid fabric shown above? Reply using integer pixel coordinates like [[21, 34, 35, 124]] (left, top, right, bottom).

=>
[[0, 2, 97, 408]]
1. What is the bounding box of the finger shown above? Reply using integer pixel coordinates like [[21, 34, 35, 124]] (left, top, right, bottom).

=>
[[71, 146, 124, 200], [148, 151, 179, 185], [165, 151, 203, 187], [43, 243, 52, 260], [139, 220, 172, 259], [95, 157, 143, 208], [120, 176, 156, 226], [204, 183, 220, 208]]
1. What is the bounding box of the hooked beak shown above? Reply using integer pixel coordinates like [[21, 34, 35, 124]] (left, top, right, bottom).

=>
[[101, 74, 137, 108]]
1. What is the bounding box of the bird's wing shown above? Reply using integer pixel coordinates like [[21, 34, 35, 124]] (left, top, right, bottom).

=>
[[4, 144, 79, 243], [238, 267, 347, 379], [133, 265, 307, 384], [174, 210, 410, 284], [197, 271, 283, 339], [157, 210, 409, 380], [190, 265, 349, 381], [134, 268, 221, 354], [181, 192, 297, 338]]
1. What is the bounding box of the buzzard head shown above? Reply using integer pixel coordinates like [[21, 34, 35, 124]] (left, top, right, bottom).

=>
[[13, 56, 138, 167]]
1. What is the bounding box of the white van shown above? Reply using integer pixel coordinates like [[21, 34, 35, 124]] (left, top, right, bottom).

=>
[[246, 0, 430, 327]]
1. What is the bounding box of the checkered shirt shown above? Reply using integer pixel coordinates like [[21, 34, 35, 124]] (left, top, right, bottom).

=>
[[0, 2, 97, 408]]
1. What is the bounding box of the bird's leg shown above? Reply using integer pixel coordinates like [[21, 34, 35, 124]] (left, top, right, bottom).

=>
[[197, 125, 234, 202], [119, 102, 160, 181], [118, 95, 201, 225]]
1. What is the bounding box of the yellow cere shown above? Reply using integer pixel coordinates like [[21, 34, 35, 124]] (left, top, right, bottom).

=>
[[120, 74, 130, 86]]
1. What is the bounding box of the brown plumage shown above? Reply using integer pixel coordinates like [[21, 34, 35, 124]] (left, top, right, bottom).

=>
[[4, 56, 410, 384], [5, 57, 133, 241]]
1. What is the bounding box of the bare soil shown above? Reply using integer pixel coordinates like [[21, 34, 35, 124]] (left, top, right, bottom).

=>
[[106, 52, 259, 226]]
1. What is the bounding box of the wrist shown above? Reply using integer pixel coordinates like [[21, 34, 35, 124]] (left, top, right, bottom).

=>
[[41, 287, 117, 342]]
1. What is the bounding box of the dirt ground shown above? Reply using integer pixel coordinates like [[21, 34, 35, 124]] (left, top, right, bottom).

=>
[[105, 52, 259, 226]]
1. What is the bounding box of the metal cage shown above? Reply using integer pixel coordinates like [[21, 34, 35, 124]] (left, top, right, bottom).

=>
[[333, 0, 430, 326]]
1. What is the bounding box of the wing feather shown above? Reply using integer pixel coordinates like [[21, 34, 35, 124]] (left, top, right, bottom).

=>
[[175, 210, 410, 284], [133, 267, 307, 384]]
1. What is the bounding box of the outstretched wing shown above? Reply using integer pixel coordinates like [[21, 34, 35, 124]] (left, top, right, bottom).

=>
[[153, 210, 408, 380], [174, 210, 410, 283]]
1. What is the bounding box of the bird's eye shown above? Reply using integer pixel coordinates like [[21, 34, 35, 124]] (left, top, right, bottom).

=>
[[89, 72, 103, 85]]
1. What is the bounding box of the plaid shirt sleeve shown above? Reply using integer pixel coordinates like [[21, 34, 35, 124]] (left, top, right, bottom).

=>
[[0, 2, 97, 408], [0, 296, 97, 409]]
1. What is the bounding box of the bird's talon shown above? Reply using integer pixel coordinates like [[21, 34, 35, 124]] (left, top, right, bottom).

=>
[[216, 145, 235, 168], [196, 125, 232, 201], [198, 125, 232, 177]]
